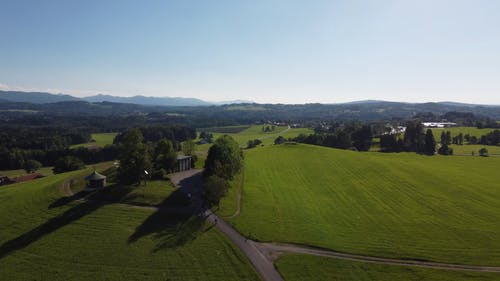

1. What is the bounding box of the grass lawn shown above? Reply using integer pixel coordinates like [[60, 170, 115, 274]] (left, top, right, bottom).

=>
[[231, 144, 500, 266], [449, 144, 500, 156], [431, 127, 495, 139], [0, 166, 54, 178], [217, 172, 243, 218], [193, 125, 313, 168], [276, 254, 500, 281], [0, 167, 259, 280], [71, 133, 118, 148]]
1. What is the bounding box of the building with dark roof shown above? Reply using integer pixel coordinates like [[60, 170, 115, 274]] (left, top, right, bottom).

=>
[[85, 171, 106, 190], [176, 155, 192, 172]]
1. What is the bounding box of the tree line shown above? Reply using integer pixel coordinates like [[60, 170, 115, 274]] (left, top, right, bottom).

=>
[[380, 121, 437, 155], [284, 125, 373, 151]]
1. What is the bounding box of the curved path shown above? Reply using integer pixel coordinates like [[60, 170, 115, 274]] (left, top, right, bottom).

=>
[[256, 243, 500, 273], [60, 170, 500, 281], [225, 168, 244, 219]]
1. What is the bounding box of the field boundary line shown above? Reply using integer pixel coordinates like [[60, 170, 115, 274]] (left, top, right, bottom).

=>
[[256, 242, 500, 273], [225, 167, 244, 219]]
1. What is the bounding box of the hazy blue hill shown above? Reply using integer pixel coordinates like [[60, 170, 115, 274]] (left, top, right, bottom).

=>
[[83, 94, 212, 106], [0, 91, 79, 103]]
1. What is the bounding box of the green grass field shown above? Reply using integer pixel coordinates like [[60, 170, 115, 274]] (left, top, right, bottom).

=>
[[71, 133, 118, 148], [0, 166, 259, 280], [431, 127, 495, 139], [276, 254, 500, 281], [193, 125, 313, 168], [449, 144, 500, 156], [0, 166, 54, 178], [231, 144, 500, 266]]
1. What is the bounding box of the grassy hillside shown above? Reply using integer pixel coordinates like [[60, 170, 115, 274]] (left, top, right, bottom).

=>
[[276, 254, 500, 281], [231, 144, 500, 266], [193, 125, 313, 168], [71, 133, 117, 148], [0, 167, 259, 280]]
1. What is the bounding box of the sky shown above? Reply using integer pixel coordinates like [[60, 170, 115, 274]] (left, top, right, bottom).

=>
[[1, 0, 499, 104]]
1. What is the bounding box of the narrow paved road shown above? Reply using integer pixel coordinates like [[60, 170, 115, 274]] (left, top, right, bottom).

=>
[[205, 211, 284, 281]]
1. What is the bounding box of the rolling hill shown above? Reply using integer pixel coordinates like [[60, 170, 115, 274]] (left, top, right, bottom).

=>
[[230, 144, 500, 266]]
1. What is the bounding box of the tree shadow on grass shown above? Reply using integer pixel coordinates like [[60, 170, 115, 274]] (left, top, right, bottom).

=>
[[128, 171, 208, 252], [48, 191, 88, 209], [0, 201, 104, 260], [0, 184, 134, 260], [128, 210, 206, 252], [127, 188, 206, 251]]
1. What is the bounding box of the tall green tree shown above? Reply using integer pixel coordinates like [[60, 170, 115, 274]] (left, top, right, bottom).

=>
[[203, 175, 230, 207], [117, 129, 152, 185], [53, 156, 85, 174], [23, 159, 42, 174], [424, 129, 436, 155], [154, 139, 177, 172], [182, 139, 196, 156], [204, 135, 243, 180], [351, 125, 372, 151]]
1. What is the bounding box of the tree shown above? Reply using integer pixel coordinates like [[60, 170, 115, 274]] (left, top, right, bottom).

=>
[[438, 144, 453, 155], [53, 156, 85, 174], [274, 136, 286, 145], [479, 147, 489, 157], [247, 139, 262, 149], [182, 139, 196, 156], [441, 131, 452, 146], [203, 175, 230, 207], [351, 125, 372, 151], [424, 129, 436, 155], [204, 135, 243, 180], [23, 159, 42, 174], [117, 129, 152, 185], [154, 139, 177, 172]]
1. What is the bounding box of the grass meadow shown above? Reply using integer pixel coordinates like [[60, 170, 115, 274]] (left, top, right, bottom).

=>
[[431, 127, 496, 138], [276, 254, 500, 281], [0, 166, 259, 281], [230, 144, 500, 266], [193, 125, 313, 168], [71, 133, 118, 148]]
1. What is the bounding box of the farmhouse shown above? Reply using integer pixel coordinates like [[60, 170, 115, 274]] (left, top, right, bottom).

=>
[[85, 171, 106, 190], [176, 155, 192, 172]]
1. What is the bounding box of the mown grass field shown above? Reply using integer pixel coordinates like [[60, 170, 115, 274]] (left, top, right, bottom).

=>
[[450, 144, 500, 156], [0, 166, 54, 178], [0, 166, 259, 280], [276, 254, 500, 281], [193, 125, 313, 168], [431, 127, 495, 138], [71, 133, 118, 148], [231, 144, 500, 266]]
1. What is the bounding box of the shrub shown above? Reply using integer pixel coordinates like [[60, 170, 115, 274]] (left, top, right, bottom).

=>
[[53, 156, 85, 174]]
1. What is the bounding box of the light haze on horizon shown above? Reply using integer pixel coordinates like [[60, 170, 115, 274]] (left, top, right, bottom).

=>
[[1, 0, 499, 104]]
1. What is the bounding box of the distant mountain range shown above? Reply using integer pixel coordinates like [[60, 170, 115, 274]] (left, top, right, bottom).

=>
[[0, 90, 252, 106], [1, 90, 500, 121]]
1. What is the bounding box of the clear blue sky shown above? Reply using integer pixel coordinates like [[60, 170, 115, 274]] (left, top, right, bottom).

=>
[[1, 0, 499, 104]]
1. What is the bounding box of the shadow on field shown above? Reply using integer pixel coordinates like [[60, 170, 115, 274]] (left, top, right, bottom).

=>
[[128, 171, 208, 251], [0, 201, 104, 260], [0, 185, 133, 260], [127, 189, 206, 251], [48, 190, 87, 208], [0, 171, 206, 259]]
